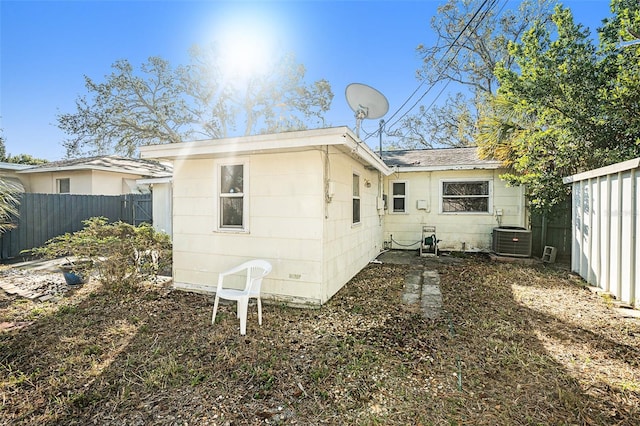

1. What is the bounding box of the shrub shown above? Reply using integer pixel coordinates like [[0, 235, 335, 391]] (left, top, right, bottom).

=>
[[29, 217, 172, 292]]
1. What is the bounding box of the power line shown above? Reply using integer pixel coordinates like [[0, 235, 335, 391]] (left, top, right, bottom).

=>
[[378, 0, 506, 141], [391, 0, 507, 144], [381, 0, 496, 134]]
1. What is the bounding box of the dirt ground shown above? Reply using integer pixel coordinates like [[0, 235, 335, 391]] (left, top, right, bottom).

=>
[[1, 253, 639, 425]]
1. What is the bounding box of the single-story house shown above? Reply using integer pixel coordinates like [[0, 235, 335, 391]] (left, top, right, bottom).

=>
[[140, 127, 391, 306], [16, 156, 172, 196], [141, 126, 527, 307], [381, 147, 527, 252]]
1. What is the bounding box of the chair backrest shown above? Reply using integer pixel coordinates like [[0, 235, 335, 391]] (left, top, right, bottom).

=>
[[243, 260, 272, 295]]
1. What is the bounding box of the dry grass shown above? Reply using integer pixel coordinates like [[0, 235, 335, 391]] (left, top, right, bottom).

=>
[[1, 254, 638, 425]]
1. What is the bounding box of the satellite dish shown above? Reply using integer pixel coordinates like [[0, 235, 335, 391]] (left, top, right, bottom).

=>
[[345, 83, 389, 137]]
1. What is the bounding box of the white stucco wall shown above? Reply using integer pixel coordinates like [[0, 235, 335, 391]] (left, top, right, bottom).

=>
[[0, 165, 31, 192], [383, 168, 525, 252], [169, 151, 326, 305], [151, 181, 172, 237], [26, 170, 142, 195], [321, 146, 384, 303], [155, 134, 389, 307]]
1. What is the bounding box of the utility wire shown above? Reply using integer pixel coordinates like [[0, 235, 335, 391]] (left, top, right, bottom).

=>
[[382, 0, 495, 133], [387, 0, 503, 142]]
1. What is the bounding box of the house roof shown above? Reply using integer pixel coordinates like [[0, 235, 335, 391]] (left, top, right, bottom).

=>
[[16, 156, 172, 178], [0, 162, 32, 171], [140, 126, 392, 175], [381, 146, 502, 171]]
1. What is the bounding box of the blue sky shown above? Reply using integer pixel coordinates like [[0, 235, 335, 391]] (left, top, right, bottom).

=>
[[1, 0, 613, 161]]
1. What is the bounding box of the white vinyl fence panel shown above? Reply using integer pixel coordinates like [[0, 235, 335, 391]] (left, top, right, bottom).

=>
[[564, 158, 639, 308]]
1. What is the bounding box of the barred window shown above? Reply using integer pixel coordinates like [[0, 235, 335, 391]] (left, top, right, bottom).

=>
[[442, 181, 490, 213]]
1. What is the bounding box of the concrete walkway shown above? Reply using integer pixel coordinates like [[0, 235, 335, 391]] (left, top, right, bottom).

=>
[[375, 250, 443, 319]]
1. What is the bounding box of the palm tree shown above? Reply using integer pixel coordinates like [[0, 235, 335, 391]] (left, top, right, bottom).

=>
[[0, 178, 21, 233]]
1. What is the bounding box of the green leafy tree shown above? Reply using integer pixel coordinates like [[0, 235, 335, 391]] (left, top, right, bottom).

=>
[[1, 129, 49, 164], [4, 154, 48, 165], [478, 2, 640, 213], [0, 132, 6, 160], [598, 0, 640, 160], [58, 47, 333, 157], [391, 0, 553, 148]]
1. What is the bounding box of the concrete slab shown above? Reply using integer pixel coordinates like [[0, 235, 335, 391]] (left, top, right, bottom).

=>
[[376, 250, 419, 265], [3, 286, 20, 295], [614, 307, 640, 319], [9, 258, 67, 273], [421, 286, 442, 296]]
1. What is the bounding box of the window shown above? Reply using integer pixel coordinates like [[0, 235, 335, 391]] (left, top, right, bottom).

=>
[[352, 174, 360, 224], [57, 178, 70, 194], [391, 181, 406, 213], [219, 164, 245, 229], [441, 180, 490, 213]]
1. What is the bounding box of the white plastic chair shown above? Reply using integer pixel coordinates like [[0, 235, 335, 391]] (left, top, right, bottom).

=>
[[211, 259, 272, 335]]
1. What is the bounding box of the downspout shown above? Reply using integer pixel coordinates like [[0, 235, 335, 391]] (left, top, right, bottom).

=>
[[324, 145, 331, 219]]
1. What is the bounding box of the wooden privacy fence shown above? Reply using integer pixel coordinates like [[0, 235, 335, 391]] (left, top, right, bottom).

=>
[[0, 193, 152, 260], [530, 197, 572, 263]]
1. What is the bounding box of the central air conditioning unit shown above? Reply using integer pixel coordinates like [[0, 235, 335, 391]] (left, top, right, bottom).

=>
[[492, 226, 532, 257]]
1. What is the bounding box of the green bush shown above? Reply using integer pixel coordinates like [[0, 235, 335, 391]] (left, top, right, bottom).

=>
[[29, 217, 172, 291]]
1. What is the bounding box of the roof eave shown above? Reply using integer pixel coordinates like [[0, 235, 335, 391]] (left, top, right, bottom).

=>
[[17, 164, 170, 177], [392, 163, 502, 172], [0, 162, 32, 171], [140, 127, 392, 176]]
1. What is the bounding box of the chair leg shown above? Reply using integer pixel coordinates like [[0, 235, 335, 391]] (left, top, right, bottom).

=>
[[257, 297, 262, 326], [212, 296, 220, 325], [239, 297, 249, 335]]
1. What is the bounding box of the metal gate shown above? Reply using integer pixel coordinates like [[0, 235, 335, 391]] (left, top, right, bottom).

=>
[[121, 194, 152, 226]]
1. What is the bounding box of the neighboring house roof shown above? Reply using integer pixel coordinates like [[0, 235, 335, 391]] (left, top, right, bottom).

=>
[[381, 146, 502, 171], [0, 162, 32, 172], [16, 156, 172, 178]]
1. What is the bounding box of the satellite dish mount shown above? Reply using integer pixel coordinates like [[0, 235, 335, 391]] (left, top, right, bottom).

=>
[[345, 83, 389, 138]]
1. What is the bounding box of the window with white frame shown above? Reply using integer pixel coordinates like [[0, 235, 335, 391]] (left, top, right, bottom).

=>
[[352, 173, 360, 224], [441, 180, 490, 213], [219, 164, 245, 229], [57, 178, 70, 194], [391, 181, 407, 213]]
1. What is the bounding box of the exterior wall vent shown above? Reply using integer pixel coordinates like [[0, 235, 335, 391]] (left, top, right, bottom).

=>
[[492, 227, 532, 257]]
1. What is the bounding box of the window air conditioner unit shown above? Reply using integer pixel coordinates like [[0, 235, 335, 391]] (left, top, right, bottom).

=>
[[492, 227, 532, 257]]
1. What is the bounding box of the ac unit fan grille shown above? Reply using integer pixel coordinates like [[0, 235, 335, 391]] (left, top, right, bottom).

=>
[[492, 227, 532, 257]]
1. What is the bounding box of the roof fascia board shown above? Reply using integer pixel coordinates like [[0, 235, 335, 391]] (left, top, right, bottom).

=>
[[340, 131, 392, 176], [393, 164, 502, 173], [139, 127, 351, 159], [0, 162, 32, 171], [563, 157, 640, 184], [137, 177, 172, 185], [140, 126, 392, 176], [18, 164, 167, 176]]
